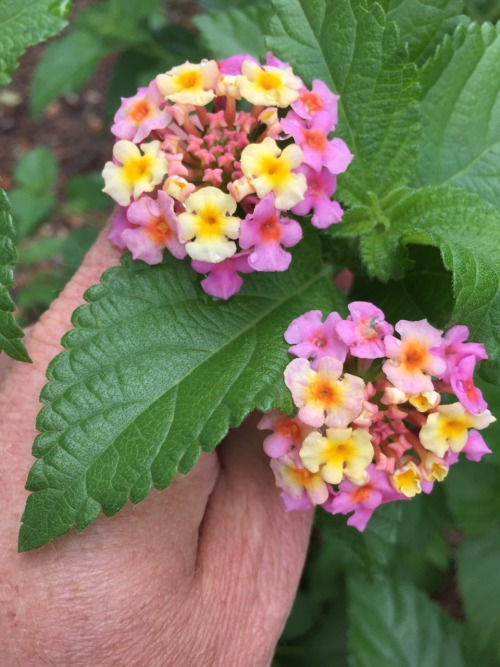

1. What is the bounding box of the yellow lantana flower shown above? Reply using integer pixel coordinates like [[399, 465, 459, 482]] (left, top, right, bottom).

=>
[[241, 137, 306, 209], [102, 140, 168, 206], [156, 60, 219, 105], [177, 187, 240, 262], [238, 60, 301, 107]]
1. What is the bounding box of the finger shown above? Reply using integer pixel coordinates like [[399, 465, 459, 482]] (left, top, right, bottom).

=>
[[194, 413, 313, 665]]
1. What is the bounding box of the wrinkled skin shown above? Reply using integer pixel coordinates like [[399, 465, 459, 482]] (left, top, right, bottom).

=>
[[0, 231, 312, 667]]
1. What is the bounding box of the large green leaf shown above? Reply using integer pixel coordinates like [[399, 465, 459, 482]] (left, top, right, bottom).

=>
[[0, 190, 30, 362], [457, 527, 500, 661], [265, 0, 420, 207], [18, 232, 340, 551], [333, 186, 500, 378], [445, 460, 500, 533], [415, 22, 500, 208], [348, 572, 465, 667], [0, 0, 68, 84], [193, 4, 271, 60], [384, 0, 465, 63]]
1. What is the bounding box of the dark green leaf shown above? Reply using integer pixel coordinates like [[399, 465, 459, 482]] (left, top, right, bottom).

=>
[[64, 173, 110, 213], [457, 527, 500, 661], [348, 572, 465, 667], [18, 232, 341, 551], [0, 189, 30, 362], [193, 5, 271, 59], [351, 245, 454, 328], [416, 22, 500, 208], [265, 0, 420, 206], [445, 459, 500, 533], [0, 0, 67, 85]]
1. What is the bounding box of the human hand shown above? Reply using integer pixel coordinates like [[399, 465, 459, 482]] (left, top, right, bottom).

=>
[[0, 231, 313, 667]]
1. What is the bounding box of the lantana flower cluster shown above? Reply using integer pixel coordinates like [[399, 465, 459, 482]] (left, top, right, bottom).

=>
[[259, 303, 496, 531], [102, 54, 352, 299]]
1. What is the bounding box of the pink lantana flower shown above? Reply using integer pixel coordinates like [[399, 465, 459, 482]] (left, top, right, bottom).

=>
[[438, 325, 487, 382], [336, 301, 393, 358], [107, 207, 132, 251], [292, 79, 339, 129], [239, 194, 302, 271], [450, 355, 488, 414], [291, 166, 343, 229], [111, 81, 171, 144], [281, 111, 353, 174], [284, 310, 348, 365], [383, 319, 446, 394], [122, 191, 186, 264], [257, 410, 315, 458], [191, 253, 252, 300], [324, 465, 406, 531], [461, 429, 492, 462], [284, 356, 365, 428]]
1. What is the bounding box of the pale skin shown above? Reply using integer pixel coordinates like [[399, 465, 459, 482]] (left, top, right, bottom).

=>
[[0, 231, 313, 667]]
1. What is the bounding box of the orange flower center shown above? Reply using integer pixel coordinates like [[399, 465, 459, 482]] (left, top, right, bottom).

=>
[[309, 379, 340, 407], [129, 99, 151, 123], [260, 215, 282, 242], [304, 129, 327, 151], [350, 483, 373, 503], [147, 217, 171, 244], [300, 91, 324, 114], [401, 340, 429, 371]]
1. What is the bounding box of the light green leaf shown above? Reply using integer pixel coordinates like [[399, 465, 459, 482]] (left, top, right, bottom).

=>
[[348, 572, 465, 667], [0, 0, 67, 85], [193, 4, 271, 59], [457, 527, 500, 661], [265, 0, 420, 207], [384, 0, 466, 63], [0, 189, 30, 362], [416, 22, 500, 208], [49, 0, 73, 20], [30, 28, 111, 117], [18, 232, 341, 551]]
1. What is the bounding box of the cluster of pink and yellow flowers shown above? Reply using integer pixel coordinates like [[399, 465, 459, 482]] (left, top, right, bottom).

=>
[[102, 54, 352, 299], [259, 303, 495, 530]]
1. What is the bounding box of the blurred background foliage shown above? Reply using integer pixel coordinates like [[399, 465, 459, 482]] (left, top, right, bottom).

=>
[[1, 0, 500, 664]]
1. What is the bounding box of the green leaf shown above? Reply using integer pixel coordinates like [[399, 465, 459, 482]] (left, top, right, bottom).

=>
[[445, 459, 500, 533], [0, 0, 67, 85], [49, 0, 74, 20], [415, 22, 500, 208], [18, 232, 341, 551], [9, 147, 59, 239], [30, 27, 112, 117], [193, 4, 271, 60], [353, 186, 500, 376], [351, 245, 454, 328], [348, 572, 465, 667], [265, 0, 420, 206], [457, 527, 500, 661], [384, 0, 466, 63], [0, 189, 30, 362]]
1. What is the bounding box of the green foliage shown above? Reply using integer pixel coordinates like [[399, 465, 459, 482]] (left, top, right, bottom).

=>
[[18, 232, 341, 551], [347, 573, 465, 667], [8, 147, 58, 240], [0, 0, 69, 84], [266, 0, 420, 208], [457, 528, 500, 661], [0, 190, 30, 362], [415, 22, 500, 208], [193, 4, 271, 59], [384, 0, 466, 63], [30, 0, 178, 116]]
